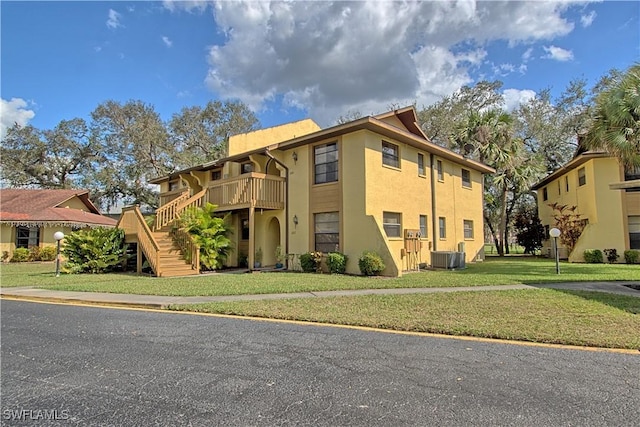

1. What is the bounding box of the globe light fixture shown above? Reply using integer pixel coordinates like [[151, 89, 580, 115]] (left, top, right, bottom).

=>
[[549, 227, 561, 274], [54, 231, 65, 277]]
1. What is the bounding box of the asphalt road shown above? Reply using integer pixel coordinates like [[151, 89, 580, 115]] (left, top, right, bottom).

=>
[[1, 300, 639, 426]]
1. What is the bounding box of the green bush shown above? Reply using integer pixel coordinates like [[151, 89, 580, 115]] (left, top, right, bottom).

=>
[[300, 251, 323, 273], [10, 248, 30, 262], [603, 248, 619, 264], [63, 227, 128, 274], [624, 250, 640, 264], [358, 251, 385, 276], [583, 249, 603, 264], [178, 203, 232, 271], [39, 246, 57, 261], [28, 246, 42, 261], [326, 252, 348, 274]]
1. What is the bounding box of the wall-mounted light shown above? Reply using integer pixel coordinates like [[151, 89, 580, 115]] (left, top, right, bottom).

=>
[[292, 152, 298, 164], [293, 215, 298, 228]]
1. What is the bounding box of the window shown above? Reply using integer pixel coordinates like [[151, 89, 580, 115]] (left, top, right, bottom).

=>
[[419, 215, 427, 238], [629, 216, 640, 250], [314, 142, 338, 184], [382, 141, 399, 168], [315, 212, 339, 252], [565, 176, 569, 192], [544, 225, 550, 239], [383, 212, 402, 238], [168, 179, 180, 191], [437, 160, 444, 181], [16, 226, 39, 249], [542, 187, 548, 201], [418, 153, 425, 176], [464, 220, 474, 239], [241, 162, 253, 174], [438, 217, 446, 239], [557, 181, 561, 195], [578, 167, 586, 186], [211, 169, 222, 181], [462, 169, 471, 188]]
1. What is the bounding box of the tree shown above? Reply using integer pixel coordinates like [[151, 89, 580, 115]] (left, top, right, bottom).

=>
[[584, 63, 640, 168], [88, 100, 175, 210], [0, 119, 99, 189], [549, 202, 587, 256], [169, 100, 259, 168], [514, 207, 545, 255]]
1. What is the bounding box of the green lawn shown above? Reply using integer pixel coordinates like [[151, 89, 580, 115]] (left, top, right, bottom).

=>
[[170, 289, 640, 349], [1, 257, 638, 296]]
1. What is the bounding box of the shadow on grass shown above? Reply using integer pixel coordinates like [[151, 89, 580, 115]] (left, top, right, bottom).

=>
[[549, 289, 640, 315]]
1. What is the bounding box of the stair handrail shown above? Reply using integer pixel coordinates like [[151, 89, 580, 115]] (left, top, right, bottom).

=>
[[118, 206, 161, 276], [170, 227, 200, 274], [154, 190, 190, 231], [176, 189, 207, 216]]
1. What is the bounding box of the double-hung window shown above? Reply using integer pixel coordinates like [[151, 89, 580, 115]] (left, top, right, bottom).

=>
[[382, 141, 400, 168], [463, 220, 474, 239], [462, 168, 471, 188], [314, 212, 339, 252], [578, 167, 586, 186], [437, 160, 444, 181], [314, 142, 338, 184], [438, 217, 446, 239], [419, 215, 428, 238], [16, 226, 39, 249], [383, 212, 402, 238], [418, 153, 425, 175]]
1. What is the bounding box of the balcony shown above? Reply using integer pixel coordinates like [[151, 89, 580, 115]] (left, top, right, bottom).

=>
[[206, 172, 285, 211], [625, 165, 640, 181]]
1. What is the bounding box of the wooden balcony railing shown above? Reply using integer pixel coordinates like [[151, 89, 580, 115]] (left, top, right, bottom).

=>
[[159, 188, 189, 207], [207, 173, 285, 210], [155, 190, 190, 230], [118, 206, 160, 276]]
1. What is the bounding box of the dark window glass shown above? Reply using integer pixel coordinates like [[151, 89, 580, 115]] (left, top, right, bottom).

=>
[[382, 141, 399, 168], [16, 226, 39, 249], [437, 160, 443, 181], [462, 169, 471, 187], [383, 212, 401, 237], [314, 142, 338, 184], [315, 212, 339, 252], [418, 154, 425, 175], [578, 167, 586, 186], [439, 217, 446, 239], [419, 215, 427, 238]]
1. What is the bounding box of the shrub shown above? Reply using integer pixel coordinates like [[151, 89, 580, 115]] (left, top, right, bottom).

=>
[[326, 252, 348, 274], [603, 248, 619, 264], [63, 227, 128, 274], [358, 251, 385, 276], [624, 250, 639, 264], [39, 246, 57, 261], [583, 249, 603, 264], [178, 203, 232, 271], [10, 248, 30, 262], [28, 246, 42, 261], [300, 251, 323, 273]]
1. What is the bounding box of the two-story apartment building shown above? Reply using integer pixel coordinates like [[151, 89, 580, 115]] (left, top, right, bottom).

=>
[[122, 107, 493, 277], [532, 150, 640, 262]]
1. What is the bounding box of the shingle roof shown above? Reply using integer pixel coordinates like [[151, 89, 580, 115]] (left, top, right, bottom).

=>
[[0, 189, 117, 227]]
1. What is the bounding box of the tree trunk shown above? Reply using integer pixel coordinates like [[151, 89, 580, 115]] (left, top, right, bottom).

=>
[[498, 183, 509, 257]]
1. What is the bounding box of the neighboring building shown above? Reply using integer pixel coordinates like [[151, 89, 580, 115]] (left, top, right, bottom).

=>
[[532, 151, 640, 262], [0, 189, 117, 259], [124, 107, 494, 277]]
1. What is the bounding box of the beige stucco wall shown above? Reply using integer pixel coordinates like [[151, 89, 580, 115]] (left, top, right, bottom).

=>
[[537, 157, 628, 261], [228, 119, 321, 156], [1, 224, 74, 260], [56, 196, 88, 211]]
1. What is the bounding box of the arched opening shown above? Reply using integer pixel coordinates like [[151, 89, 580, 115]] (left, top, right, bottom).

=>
[[265, 217, 281, 266]]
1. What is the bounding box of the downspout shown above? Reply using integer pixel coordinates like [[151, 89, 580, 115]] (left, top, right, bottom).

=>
[[265, 149, 290, 264], [430, 153, 437, 252]]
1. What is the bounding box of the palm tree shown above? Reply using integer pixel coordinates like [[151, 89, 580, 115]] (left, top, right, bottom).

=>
[[584, 63, 640, 168]]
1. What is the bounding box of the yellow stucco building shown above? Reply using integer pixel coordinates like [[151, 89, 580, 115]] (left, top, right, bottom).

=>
[[532, 151, 640, 262], [140, 107, 494, 277], [0, 189, 117, 260]]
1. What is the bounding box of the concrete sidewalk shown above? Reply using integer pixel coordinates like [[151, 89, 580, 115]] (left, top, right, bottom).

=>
[[1, 281, 638, 309]]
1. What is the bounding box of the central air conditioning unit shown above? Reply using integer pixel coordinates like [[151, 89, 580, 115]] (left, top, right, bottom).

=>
[[430, 251, 466, 269]]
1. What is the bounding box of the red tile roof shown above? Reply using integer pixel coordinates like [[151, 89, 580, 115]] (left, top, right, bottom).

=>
[[0, 189, 117, 227]]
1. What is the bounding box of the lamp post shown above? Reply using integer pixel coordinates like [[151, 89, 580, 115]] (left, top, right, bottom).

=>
[[53, 231, 64, 277], [549, 227, 561, 274]]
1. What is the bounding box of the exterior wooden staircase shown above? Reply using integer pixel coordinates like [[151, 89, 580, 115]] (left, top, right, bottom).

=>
[[117, 189, 206, 277]]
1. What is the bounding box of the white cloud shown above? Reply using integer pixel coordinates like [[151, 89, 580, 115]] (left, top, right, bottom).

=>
[[162, 0, 209, 14], [170, 0, 592, 125], [543, 45, 574, 62], [0, 98, 36, 139], [502, 89, 537, 111], [581, 10, 596, 27], [106, 9, 122, 29], [162, 36, 173, 48]]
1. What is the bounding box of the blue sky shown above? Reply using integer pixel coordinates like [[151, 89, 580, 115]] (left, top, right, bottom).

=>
[[2, 1, 639, 139]]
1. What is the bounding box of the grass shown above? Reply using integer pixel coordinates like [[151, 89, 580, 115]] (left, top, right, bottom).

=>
[[1, 257, 638, 296], [169, 289, 640, 349]]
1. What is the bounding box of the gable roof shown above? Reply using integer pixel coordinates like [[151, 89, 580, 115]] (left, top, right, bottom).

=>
[[0, 189, 117, 228], [151, 106, 494, 183], [531, 151, 610, 190]]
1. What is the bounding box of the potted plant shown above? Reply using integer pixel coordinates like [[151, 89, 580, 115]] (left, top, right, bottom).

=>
[[254, 247, 263, 269], [275, 245, 285, 269]]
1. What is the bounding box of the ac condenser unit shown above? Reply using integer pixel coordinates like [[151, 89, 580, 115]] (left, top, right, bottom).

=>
[[430, 251, 466, 269]]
